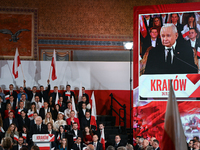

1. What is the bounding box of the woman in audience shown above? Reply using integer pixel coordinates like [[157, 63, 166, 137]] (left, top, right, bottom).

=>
[[182, 13, 200, 40], [53, 104, 60, 120], [54, 113, 67, 131], [66, 110, 80, 130], [19, 125, 31, 147], [57, 125, 67, 146], [153, 17, 162, 38], [5, 123, 19, 146], [43, 112, 54, 125], [4, 103, 15, 119], [83, 126, 93, 145], [58, 138, 67, 150], [27, 102, 37, 120]]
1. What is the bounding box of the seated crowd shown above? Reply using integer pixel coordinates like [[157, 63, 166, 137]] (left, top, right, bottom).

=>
[[0, 81, 199, 150]]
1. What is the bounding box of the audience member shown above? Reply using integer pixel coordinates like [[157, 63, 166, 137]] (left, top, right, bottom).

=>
[[82, 87, 90, 104], [90, 134, 103, 150], [0, 87, 5, 103], [78, 102, 88, 122], [5, 123, 19, 146], [31, 145, 39, 150], [43, 112, 54, 125], [87, 144, 95, 150], [53, 104, 60, 120], [66, 110, 80, 130], [15, 101, 27, 118], [149, 137, 156, 146], [34, 96, 42, 114], [188, 140, 194, 150], [97, 123, 107, 144], [57, 125, 67, 146], [38, 80, 50, 102], [1, 137, 12, 150], [113, 135, 125, 150], [58, 138, 68, 150], [64, 102, 72, 120], [3, 111, 18, 131], [54, 113, 67, 131], [39, 102, 53, 120], [27, 103, 37, 120], [18, 110, 30, 132], [152, 139, 160, 150], [19, 125, 31, 147], [4, 103, 15, 119], [63, 84, 75, 104], [6, 95, 16, 111], [107, 146, 115, 150], [58, 97, 66, 112], [193, 141, 200, 150], [83, 126, 93, 145], [23, 80, 39, 103], [6, 84, 17, 102], [20, 94, 30, 110], [17, 87, 28, 101], [50, 86, 61, 106], [12, 136, 27, 150], [29, 112, 38, 128], [72, 136, 85, 150], [81, 111, 97, 131], [0, 96, 5, 119]]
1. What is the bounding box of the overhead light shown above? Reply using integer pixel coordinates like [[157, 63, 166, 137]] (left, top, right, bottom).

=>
[[123, 42, 133, 50]]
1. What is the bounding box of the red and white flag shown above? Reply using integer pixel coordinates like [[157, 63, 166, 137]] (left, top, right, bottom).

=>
[[5, 95, 9, 100], [51, 50, 57, 81], [161, 80, 187, 150], [139, 15, 147, 38], [41, 97, 44, 108], [27, 111, 34, 118], [100, 130, 106, 150], [78, 82, 82, 102], [12, 48, 21, 79], [14, 134, 19, 141], [22, 133, 27, 139], [91, 91, 97, 120], [65, 91, 71, 101], [181, 27, 189, 40], [72, 96, 77, 118], [197, 47, 200, 58], [0, 127, 5, 133]]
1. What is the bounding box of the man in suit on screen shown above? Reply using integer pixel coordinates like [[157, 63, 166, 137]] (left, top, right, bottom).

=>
[[144, 23, 198, 74]]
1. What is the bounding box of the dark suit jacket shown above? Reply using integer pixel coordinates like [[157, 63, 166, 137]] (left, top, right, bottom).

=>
[[63, 91, 75, 104], [142, 37, 162, 58], [3, 118, 18, 131], [6, 91, 18, 101], [30, 123, 48, 135], [18, 116, 30, 132], [160, 14, 168, 26], [80, 117, 96, 131], [59, 103, 67, 112], [68, 129, 83, 149], [24, 87, 39, 102], [0, 103, 5, 119], [72, 143, 85, 150], [6, 100, 16, 111], [39, 107, 54, 120], [49, 92, 61, 106], [96, 129, 108, 142], [38, 84, 50, 102], [83, 93, 89, 104], [113, 141, 125, 150], [144, 41, 198, 74], [186, 38, 200, 59], [24, 100, 31, 110], [12, 145, 27, 150], [90, 142, 103, 150]]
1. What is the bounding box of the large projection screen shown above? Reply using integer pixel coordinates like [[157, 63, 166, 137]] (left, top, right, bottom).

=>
[[133, 2, 200, 142]]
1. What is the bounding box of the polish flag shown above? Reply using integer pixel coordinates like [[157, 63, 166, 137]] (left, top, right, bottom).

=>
[[100, 130, 106, 150], [55, 92, 59, 105], [91, 91, 97, 120], [72, 96, 77, 118], [5, 95, 9, 100], [22, 133, 27, 139], [12, 48, 21, 79], [41, 97, 44, 108], [27, 111, 34, 118], [14, 134, 19, 141], [65, 91, 71, 101], [18, 109, 22, 115], [51, 50, 57, 81], [78, 82, 82, 102], [160, 80, 187, 150], [0, 127, 5, 133], [139, 15, 147, 38], [181, 27, 189, 40]]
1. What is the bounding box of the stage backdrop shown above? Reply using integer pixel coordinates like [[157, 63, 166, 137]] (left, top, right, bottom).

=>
[[0, 60, 131, 127], [133, 2, 200, 142]]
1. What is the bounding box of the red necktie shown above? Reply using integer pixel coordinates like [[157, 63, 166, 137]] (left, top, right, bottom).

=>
[[10, 91, 12, 95]]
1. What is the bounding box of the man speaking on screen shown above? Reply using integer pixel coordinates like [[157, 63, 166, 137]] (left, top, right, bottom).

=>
[[144, 23, 198, 74]]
